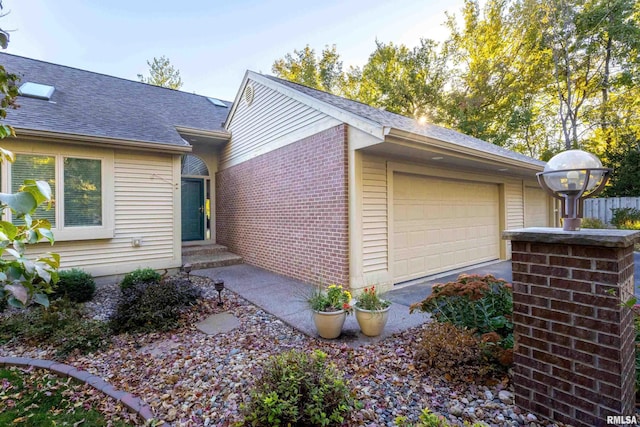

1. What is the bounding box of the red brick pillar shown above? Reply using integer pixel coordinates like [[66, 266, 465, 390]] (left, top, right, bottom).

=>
[[503, 228, 640, 427]]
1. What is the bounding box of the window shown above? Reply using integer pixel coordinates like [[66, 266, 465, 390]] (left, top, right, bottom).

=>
[[4, 149, 114, 241]]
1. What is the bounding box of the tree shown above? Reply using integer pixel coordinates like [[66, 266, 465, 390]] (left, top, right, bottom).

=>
[[137, 56, 183, 90], [0, 1, 59, 308], [442, 0, 554, 152], [272, 44, 347, 95], [354, 39, 449, 121]]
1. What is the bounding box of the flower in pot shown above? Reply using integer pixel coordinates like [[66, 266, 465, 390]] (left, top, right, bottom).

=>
[[308, 284, 352, 339], [354, 285, 391, 337]]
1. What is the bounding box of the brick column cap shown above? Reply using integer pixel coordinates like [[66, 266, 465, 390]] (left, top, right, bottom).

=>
[[502, 227, 640, 248]]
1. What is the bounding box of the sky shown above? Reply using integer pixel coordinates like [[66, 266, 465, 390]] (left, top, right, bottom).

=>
[[1, 0, 466, 101]]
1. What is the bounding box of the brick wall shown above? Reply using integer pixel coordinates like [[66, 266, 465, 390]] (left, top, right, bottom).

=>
[[510, 241, 636, 427], [216, 124, 349, 286]]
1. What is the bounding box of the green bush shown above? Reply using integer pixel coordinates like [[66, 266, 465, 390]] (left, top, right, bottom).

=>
[[242, 350, 357, 427], [611, 207, 640, 230], [410, 274, 513, 349], [109, 278, 201, 333], [119, 267, 161, 290], [0, 299, 110, 358], [52, 269, 96, 303], [581, 217, 608, 229]]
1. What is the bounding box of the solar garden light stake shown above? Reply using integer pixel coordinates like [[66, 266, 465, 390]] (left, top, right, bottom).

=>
[[182, 263, 192, 282], [536, 150, 611, 231], [214, 279, 225, 306]]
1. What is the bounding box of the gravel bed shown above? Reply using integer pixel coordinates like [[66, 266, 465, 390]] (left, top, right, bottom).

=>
[[2, 275, 566, 426]]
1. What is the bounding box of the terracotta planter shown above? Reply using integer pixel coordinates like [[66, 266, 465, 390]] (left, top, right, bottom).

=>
[[354, 304, 391, 337], [313, 309, 346, 339]]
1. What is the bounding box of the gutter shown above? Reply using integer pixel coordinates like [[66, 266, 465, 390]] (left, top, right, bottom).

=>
[[14, 128, 193, 154], [385, 127, 545, 172]]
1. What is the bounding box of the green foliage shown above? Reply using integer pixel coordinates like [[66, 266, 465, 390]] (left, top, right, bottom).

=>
[[0, 299, 110, 358], [602, 149, 640, 197], [110, 278, 201, 333], [242, 349, 357, 427], [52, 268, 96, 303], [410, 274, 513, 349], [611, 207, 640, 230], [272, 44, 347, 95], [396, 408, 486, 427], [355, 285, 390, 311], [137, 55, 183, 89], [120, 267, 162, 290], [307, 284, 352, 313], [0, 366, 132, 426], [581, 217, 608, 229]]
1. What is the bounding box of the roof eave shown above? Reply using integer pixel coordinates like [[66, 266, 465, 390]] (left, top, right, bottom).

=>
[[385, 127, 545, 172], [14, 128, 193, 154]]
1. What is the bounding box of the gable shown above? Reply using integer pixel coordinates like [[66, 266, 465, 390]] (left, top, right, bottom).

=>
[[221, 79, 341, 169]]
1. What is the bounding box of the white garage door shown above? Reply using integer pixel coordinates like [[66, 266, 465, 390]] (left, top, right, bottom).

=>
[[524, 186, 549, 227], [393, 173, 500, 283]]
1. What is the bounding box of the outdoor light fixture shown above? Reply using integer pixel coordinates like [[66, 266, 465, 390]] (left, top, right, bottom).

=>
[[183, 263, 192, 282], [214, 279, 225, 306], [537, 149, 611, 231]]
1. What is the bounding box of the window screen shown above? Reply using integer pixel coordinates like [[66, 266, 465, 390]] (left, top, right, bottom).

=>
[[11, 154, 56, 226], [64, 157, 102, 226]]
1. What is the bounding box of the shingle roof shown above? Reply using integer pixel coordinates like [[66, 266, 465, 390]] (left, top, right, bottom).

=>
[[263, 75, 544, 167], [1, 53, 231, 147]]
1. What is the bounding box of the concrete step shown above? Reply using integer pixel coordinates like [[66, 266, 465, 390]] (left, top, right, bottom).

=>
[[181, 243, 230, 257], [183, 251, 243, 270]]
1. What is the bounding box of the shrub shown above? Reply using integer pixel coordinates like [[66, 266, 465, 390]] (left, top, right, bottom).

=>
[[395, 408, 486, 427], [242, 349, 357, 426], [53, 269, 96, 303], [110, 278, 201, 333], [611, 207, 640, 230], [581, 217, 608, 229], [119, 267, 161, 291], [0, 299, 110, 358], [410, 274, 513, 349], [414, 322, 481, 372]]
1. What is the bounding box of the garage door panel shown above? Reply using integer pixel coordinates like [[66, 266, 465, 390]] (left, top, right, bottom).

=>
[[393, 173, 500, 283]]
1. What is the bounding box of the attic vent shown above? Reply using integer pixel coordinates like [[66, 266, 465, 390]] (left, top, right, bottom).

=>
[[244, 84, 255, 106], [207, 97, 228, 107], [18, 82, 55, 100]]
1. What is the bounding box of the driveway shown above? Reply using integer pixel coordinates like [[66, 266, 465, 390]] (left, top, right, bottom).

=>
[[386, 252, 640, 307]]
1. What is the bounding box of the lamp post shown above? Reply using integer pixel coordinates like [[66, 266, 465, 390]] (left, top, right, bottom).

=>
[[537, 149, 611, 231]]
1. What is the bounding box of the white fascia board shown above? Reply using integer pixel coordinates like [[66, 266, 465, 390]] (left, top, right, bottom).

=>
[[223, 70, 253, 130], [246, 71, 386, 141]]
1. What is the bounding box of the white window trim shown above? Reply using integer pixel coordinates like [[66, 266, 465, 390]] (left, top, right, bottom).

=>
[[2, 145, 115, 242]]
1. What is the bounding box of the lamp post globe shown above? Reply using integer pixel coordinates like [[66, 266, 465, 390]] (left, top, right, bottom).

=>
[[537, 150, 611, 231]]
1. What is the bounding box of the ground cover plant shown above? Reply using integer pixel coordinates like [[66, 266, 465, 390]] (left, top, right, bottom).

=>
[[241, 349, 358, 426], [110, 276, 201, 333], [0, 366, 136, 426], [0, 298, 110, 358]]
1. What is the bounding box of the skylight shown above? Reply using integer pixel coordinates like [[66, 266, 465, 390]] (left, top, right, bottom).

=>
[[207, 97, 227, 108], [19, 82, 55, 100]]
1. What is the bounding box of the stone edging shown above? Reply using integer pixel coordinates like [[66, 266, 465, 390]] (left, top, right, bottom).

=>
[[0, 356, 158, 424]]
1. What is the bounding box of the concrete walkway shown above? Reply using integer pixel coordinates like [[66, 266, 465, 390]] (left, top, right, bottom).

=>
[[194, 253, 640, 345], [194, 264, 430, 347]]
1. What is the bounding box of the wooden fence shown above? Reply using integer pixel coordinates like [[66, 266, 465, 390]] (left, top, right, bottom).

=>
[[583, 197, 640, 224]]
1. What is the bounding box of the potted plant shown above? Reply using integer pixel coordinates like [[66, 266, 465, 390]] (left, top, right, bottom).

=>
[[308, 284, 352, 339], [354, 285, 391, 337]]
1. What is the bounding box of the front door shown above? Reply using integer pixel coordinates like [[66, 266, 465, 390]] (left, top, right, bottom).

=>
[[181, 178, 204, 241]]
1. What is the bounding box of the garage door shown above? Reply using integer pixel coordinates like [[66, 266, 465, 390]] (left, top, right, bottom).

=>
[[524, 186, 549, 227], [393, 173, 500, 283]]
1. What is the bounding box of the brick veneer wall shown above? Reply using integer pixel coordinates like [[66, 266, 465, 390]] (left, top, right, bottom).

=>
[[510, 240, 636, 427], [216, 124, 349, 286]]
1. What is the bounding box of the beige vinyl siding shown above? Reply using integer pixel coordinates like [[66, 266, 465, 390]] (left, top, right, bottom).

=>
[[26, 151, 180, 277], [362, 154, 388, 274], [505, 181, 525, 230], [222, 80, 340, 169]]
